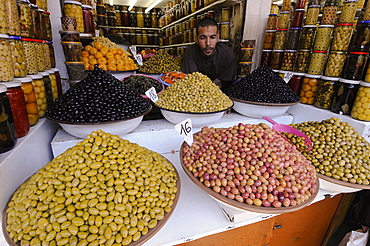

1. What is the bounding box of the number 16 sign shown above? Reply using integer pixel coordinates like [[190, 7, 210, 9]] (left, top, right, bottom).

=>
[[175, 118, 193, 146]]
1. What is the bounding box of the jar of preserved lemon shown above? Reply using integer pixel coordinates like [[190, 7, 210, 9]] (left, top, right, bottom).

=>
[[220, 22, 229, 39], [18, 76, 39, 126], [351, 81, 370, 121], [64, 1, 84, 33], [300, 74, 320, 104], [29, 73, 47, 118], [263, 30, 276, 49]]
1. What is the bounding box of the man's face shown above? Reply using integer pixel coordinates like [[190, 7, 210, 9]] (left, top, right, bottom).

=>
[[196, 25, 219, 57]]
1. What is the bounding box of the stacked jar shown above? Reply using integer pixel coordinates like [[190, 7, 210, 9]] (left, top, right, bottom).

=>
[[321, 0, 339, 25], [300, 74, 320, 104], [63, 1, 84, 33], [18, 76, 39, 126], [293, 25, 317, 73], [0, 84, 17, 154], [313, 76, 338, 109], [351, 81, 370, 121], [331, 78, 360, 114]]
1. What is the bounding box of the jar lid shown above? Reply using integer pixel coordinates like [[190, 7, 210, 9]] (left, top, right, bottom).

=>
[[221, 22, 230, 25], [64, 1, 82, 5], [319, 25, 335, 28], [61, 41, 82, 45], [65, 61, 84, 64], [28, 73, 43, 79], [29, 4, 38, 8], [359, 20, 370, 24], [339, 78, 361, 84], [269, 14, 278, 16], [350, 52, 369, 55], [8, 35, 21, 40], [263, 50, 273, 52], [312, 50, 328, 53], [16, 76, 33, 83], [294, 8, 306, 11], [46, 69, 55, 74], [0, 81, 22, 88], [303, 25, 317, 28], [0, 84, 7, 93], [305, 74, 322, 78], [44, 11, 50, 15], [272, 49, 284, 52], [290, 27, 302, 30], [337, 23, 354, 26], [52, 68, 59, 72], [321, 75, 340, 81], [0, 34, 9, 39], [285, 50, 297, 52], [298, 49, 311, 52], [280, 11, 291, 14], [276, 29, 288, 31], [82, 4, 93, 9], [59, 30, 80, 34], [293, 72, 305, 76], [360, 81, 370, 87], [330, 51, 346, 54], [21, 38, 36, 42], [79, 33, 93, 38], [344, 0, 358, 3], [308, 5, 320, 8], [265, 30, 277, 33], [40, 71, 50, 76]]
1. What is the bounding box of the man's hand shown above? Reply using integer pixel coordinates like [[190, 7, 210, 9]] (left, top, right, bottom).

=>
[[213, 78, 222, 88]]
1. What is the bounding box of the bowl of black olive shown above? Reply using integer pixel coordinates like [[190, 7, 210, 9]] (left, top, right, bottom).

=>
[[46, 66, 152, 138], [227, 65, 300, 118]]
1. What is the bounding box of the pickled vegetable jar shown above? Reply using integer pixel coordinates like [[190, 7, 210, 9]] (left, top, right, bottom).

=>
[[324, 51, 347, 77], [313, 76, 338, 109], [331, 78, 360, 114], [240, 48, 254, 62], [0, 34, 15, 82], [51, 67, 62, 97], [270, 50, 284, 70], [0, 81, 30, 138], [220, 22, 230, 40], [331, 23, 354, 51], [0, 84, 17, 154], [40, 71, 53, 108], [351, 81, 370, 121], [321, 0, 339, 25], [263, 30, 275, 50], [300, 74, 320, 104], [261, 50, 272, 66], [278, 11, 291, 29], [308, 51, 328, 75], [267, 14, 278, 30], [281, 0, 291, 11], [0, 0, 7, 34], [5, 0, 21, 36], [137, 11, 144, 28], [280, 50, 297, 71], [285, 27, 301, 50], [238, 62, 252, 77], [291, 9, 305, 27], [299, 25, 317, 50], [293, 49, 311, 73], [34, 40, 46, 72], [305, 5, 320, 25], [64, 1, 84, 33], [42, 41, 51, 70], [313, 25, 334, 51], [47, 70, 58, 101], [273, 29, 288, 50], [339, 0, 357, 23], [349, 21, 370, 52], [29, 73, 47, 118], [288, 72, 305, 96], [18, 0, 33, 38], [341, 52, 369, 80], [8, 36, 27, 78], [270, 3, 279, 15], [21, 38, 37, 75], [30, 4, 41, 39], [82, 4, 95, 34], [18, 76, 39, 126]]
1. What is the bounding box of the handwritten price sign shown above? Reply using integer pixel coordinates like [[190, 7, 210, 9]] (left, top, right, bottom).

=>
[[175, 118, 193, 146], [145, 87, 158, 102]]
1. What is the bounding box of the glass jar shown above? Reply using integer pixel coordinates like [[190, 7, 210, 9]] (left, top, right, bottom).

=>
[[34, 39, 45, 72], [107, 16, 116, 26], [151, 11, 158, 28], [82, 5, 95, 34], [308, 50, 328, 75], [267, 14, 278, 30], [42, 41, 51, 70], [240, 48, 254, 62], [221, 7, 230, 22], [220, 22, 230, 40], [300, 74, 320, 104], [305, 5, 320, 25], [18, 76, 39, 126], [64, 1, 84, 33], [129, 10, 137, 27], [295, 0, 306, 9], [273, 29, 288, 50], [313, 76, 338, 109], [115, 9, 122, 26], [261, 50, 272, 67], [136, 33, 142, 45], [263, 31, 275, 50], [40, 71, 53, 109], [37, 9, 47, 40], [96, 4, 105, 15], [331, 23, 354, 51], [280, 50, 297, 71], [5, 0, 21, 36], [97, 14, 107, 26], [8, 36, 27, 78], [351, 81, 370, 121], [144, 13, 151, 28], [288, 72, 305, 96], [142, 31, 148, 45], [313, 25, 334, 51], [21, 38, 37, 75], [0, 34, 15, 82], [43, 11, 52, 41], [278, 11, 291, 29], [137, 11, 144, 28], [121, 10, 129, 26], [238, 62, 253, 77], [30, 4, 41, 39], [325, 51, 347, 77], [51, 68, 62, 97], [281, 0, 291, 11], [291, 9, 305, 27], [48, 41, 56, 68], [17, 0, 33, 38], [154, 33, 159, 45], [321, 1, 339, 25], [362, 1, 370, 21], [0, 84, 17, 154], [299, 25, 317, 50], [270, 4, 279, 15], [1, 81, 30, 138], [350, 21, 370, 52], [271, 50, 285, 70], [285, 27, 301, 50], [29, 73, 46, 118], [341, 52, 369, 80], [293, 49, 311, 73], [339, 0, 357, 23], [331, 78, 360, 114]]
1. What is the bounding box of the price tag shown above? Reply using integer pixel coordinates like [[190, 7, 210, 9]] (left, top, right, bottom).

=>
[[129, 46, 137, 56], [135, 54, 143, 66], [145, 87, 158, 102], [175, 119, 193, 146], [284, 71, 293, 83]]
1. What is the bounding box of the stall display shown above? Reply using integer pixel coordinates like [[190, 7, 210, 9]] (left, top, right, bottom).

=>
[[138, 50, 181, 74], [0, 84, 17, 154]]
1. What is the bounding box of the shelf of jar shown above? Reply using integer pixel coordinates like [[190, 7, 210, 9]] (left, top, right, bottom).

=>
[[159, 0, 240, 30], [98, 25, 160, 31]]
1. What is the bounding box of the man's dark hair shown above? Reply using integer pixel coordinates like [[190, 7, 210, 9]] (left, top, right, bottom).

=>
[[196, 17, 219, 35]]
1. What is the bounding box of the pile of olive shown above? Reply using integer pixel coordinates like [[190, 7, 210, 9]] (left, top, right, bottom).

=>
[[182, 123, 318, 207], [122, 75, 163, 95], [286, 117, 370, 185], [138, 50, 181, 74], [155, 72, 233, 113], [226, 64, 299, 103], [46, 66, 152, 123], [6, 130, 178, 246]]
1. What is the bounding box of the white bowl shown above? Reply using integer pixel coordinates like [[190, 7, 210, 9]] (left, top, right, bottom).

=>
[[159, 107, 230, 127], [49, 108, 151, 138], [317, 174, 367, 193], [230, 97, 299, 118]]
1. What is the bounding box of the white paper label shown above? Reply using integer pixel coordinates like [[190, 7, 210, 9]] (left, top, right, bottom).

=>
[[175, 119, 193, 146], [145, 87, 158, 102], [129, 46, 137, 56], [284, 71, 293, 83], [135, 54, 143, 66]]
